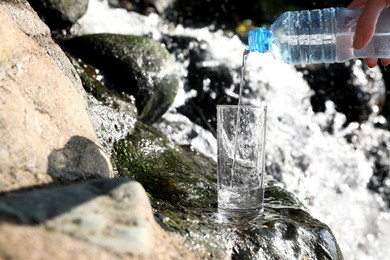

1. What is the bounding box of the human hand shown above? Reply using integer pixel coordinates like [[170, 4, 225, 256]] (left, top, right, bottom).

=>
[[348, 0, 390, 67]]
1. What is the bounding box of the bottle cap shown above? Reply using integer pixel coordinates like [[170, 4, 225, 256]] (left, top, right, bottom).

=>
[[248, 28, 271, 53]]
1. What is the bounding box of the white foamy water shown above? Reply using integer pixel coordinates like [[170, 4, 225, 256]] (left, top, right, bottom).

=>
[[73, 1, 390, 259]]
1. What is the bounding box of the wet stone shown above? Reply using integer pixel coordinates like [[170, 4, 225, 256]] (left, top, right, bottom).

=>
[[113, 121, 344, 259], [60, 33, 180, 124], [68, 56, 138, 157]]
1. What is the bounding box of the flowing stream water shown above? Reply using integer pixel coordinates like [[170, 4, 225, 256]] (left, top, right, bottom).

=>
[[72, 1, 390, 259]]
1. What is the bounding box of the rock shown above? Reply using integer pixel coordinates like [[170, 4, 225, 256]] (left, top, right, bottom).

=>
[[68, 56, 138, 157], [0, 5, 113, 191], [297, 61, 386, 126], [0, 178, 200, 259], [60, 34, 180, 124], [49, 180, 154, 254], [0, 223, 122, 260], [113, 122, 344, 259], [0, 178, 153, 254], [48, 136, 113, 181], [27, 0, 89, 30], [0, 0, 87, 100]]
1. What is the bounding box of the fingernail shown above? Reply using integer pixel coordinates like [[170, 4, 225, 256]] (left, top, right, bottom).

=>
[[381, 60, 390, 67], [353, 34, 363, 49]]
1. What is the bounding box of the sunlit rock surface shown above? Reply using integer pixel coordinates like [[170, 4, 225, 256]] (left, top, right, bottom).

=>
[[0, 3, 113, 191], [0, 178, 199, 259]]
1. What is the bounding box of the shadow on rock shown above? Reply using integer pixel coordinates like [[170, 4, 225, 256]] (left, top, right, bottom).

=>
[[48, 135, 112, 182], [0, 177, 156, 255], [0, 178, 129, 224]]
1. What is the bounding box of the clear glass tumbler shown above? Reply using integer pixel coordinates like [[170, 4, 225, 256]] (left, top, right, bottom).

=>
[[217, 105, 267, 215]]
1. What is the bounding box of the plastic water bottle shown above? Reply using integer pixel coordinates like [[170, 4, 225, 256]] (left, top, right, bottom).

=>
[[248, 7, 390, 64]]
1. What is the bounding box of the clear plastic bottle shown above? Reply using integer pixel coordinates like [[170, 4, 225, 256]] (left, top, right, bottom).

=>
[[248, 7, 390, 64]]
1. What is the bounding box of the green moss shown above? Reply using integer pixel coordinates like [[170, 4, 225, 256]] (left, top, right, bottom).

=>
[[113, 122, 217, 206], [67, 55, 116, 104], [61, 33, 179, 124]]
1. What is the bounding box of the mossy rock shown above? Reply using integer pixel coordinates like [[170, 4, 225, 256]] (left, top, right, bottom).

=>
[[68, 55, 131, 108], [68, 55, 138, 155], [113, 122, 216, 206], [60, 33, 179, 124], [113, 122, 344, 259]]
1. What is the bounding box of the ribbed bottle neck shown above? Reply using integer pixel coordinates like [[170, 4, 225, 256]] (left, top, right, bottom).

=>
[[248, 28, 272, 53]]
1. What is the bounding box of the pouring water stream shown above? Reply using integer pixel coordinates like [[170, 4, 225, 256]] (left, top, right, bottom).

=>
[[230, 49, 250, 187]]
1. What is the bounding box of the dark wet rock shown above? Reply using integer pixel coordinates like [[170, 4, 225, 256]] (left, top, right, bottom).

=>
[[297, 61, 386, 126], [27, 0, 88, 30], [68, 56, 138, 157], [113, 122, 217, 206], [113, 121, 344, 259], [60, 34, 179, 124]]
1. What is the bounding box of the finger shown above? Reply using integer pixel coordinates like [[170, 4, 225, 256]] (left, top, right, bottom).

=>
[[348, 0, 367, 9], [364, 58, 379, 68], [353, 1, 385, 49], [381, 58, 390, 67]]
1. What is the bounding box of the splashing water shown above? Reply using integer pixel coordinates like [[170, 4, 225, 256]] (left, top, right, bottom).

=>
[[72, 1, 390, 259]]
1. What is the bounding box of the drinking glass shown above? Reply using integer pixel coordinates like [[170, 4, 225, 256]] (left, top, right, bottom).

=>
[[217, 105, 267, 215]]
